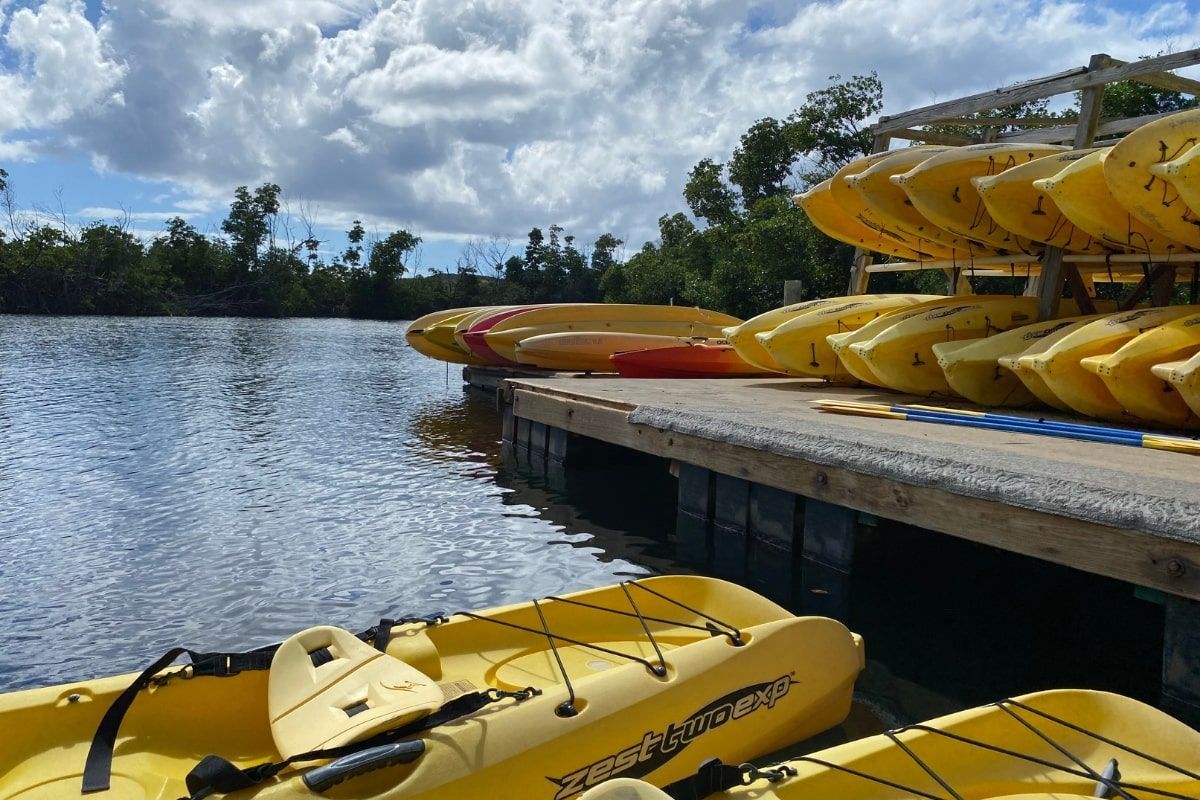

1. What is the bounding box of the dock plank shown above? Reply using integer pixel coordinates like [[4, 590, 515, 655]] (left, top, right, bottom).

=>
[[508, 377, 1200, 601]]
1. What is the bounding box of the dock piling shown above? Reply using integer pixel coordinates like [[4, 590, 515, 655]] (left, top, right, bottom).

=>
[[1163, 595, 1200, 726], [800, 499, 859, 623]]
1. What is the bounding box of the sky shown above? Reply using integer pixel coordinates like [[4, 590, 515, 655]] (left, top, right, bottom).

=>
[[2, 0, 1200, 272]]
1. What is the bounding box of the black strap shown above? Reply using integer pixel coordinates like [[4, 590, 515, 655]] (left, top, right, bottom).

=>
[[181, 689, 531, 800], [659, 759, 798, 800], [84, 614, 451, 795], [82, 645, 280, 794], [83, 648, 189, 793], [370, 614, 448, 652], [373, 619, 395, 652], [660, 759, 748, 800]]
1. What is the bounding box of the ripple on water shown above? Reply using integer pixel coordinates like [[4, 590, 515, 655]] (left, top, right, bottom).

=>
[[0, 316, 648, 690]]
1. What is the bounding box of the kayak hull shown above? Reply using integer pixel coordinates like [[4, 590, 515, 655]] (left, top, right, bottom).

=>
[[580, 689, 1200, 799], [610, 344, 772, 378], [0, 576, 864, 800]]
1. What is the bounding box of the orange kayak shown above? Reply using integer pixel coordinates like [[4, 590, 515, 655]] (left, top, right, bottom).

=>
[[611, 343, 774, 378]]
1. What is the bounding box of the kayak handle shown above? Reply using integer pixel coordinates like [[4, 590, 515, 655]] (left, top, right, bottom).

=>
[[301, 740, 425, 793]]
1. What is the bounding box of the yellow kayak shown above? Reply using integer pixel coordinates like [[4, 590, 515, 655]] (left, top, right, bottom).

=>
[[1034, 148, 1188, 254], [758, 295, 943, 380], [1082, 311, 1200, 428], [1021, 306, 1200, 420], [484, 305, 742, 364], [794, 179, 928, 260], [579, 689, 1200, 799], [514, 332, 705, 372], [971, 149, 1110, 254], [998, 318, 1101, 412], [725, 298, 860, 373], [826, 298, 962, 387], [827, 154, 955, 258], [405, 308, 489, 365], [0, 576, 864, 800], [1149, 142, 1200, 235], [846, 147, 1002, 257], [891, 143, 1068, 252], [848, 296, 1090, 397], [1152, 351, 1200, 419], [932, 314, 1109, 407], [1104, 107, 1200, 250]]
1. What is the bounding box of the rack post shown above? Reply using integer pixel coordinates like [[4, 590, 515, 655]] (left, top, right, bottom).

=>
[[1037, 53, 1109, 320]]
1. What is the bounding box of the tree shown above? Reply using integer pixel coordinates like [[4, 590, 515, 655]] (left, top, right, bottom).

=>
[[729, 117, 800, 206], [221, 183, 281, 272], [0, 167, 7, 243], [590, 233, 623, 274], [1100, 79, 1197, 119], [368, 229, 421, 279], [683, 159, 739, 226], [785, 73, 883, 183], [344, 220, 365, 266]]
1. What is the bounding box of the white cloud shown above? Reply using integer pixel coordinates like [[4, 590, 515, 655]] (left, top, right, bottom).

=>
[[77, 206, 197, 221], [2, 0, 125, 130], [2, 0, 1200, 253]]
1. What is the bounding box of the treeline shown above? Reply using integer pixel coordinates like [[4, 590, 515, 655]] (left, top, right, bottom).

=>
[[0, 172, 627, 319], [0, 68, 1193, 320]]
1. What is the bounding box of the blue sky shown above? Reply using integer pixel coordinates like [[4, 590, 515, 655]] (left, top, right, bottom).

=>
[[3, 0, 1200, 274]]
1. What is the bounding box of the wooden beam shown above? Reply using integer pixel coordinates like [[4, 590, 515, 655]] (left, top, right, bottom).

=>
[[510, 384, 1200, 602], [1037, 248, 1068, 319], [927, 116, 1077, 127], [875, 49, 1200, 134], [1118, 263, 1175, 310], [1152, 262, 1178, 306], [1037, 54, 1108, 320], [996, 110, 1187, 144], [1107, 58, 1200, 96], [846, 134, 890, 295], [885, 127, 976, 146]]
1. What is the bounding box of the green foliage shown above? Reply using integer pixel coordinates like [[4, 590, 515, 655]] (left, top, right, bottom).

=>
[[729, 117, 799, 205], [683, 160, 739, 226], [221, 183, 280, 272], [924, 98, 1054, 143], [1099, 79, 1198, 119], [786, 72, 883, 182], [369, 230, 420, 279]]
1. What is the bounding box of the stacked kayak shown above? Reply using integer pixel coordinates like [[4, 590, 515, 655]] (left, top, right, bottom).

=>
[[580, 689, 1200, 799], [405, 307, 490, 365], [799, 108, 1200, 282], [611, 343, 774, 378], [406, 304, 743, 373], [756, 295, 945, 381], [515, 332, 703, 371], [837, 304, 1200, 427], [0, 576, 864, 800]]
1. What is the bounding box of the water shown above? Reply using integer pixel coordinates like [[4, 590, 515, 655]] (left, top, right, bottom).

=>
[[0, 316, 649, 691], [0, 315, 1168, 732]]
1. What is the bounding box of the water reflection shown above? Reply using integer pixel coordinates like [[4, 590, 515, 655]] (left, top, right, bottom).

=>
[[0, 317, 645, 691]]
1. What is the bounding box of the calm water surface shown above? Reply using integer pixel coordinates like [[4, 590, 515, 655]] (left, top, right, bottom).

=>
[[0, 316, 652, 691], [0, 315, 1167, 732]]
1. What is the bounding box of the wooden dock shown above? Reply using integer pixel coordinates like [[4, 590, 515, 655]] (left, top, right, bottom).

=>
[[465, 366, 1200, 721]]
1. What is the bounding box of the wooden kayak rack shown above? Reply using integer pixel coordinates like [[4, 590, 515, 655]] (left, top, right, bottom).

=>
[[850, 49, 1200, 316]]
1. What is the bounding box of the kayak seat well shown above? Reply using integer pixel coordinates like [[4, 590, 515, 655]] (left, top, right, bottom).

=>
[[267, 626, 445, 758]]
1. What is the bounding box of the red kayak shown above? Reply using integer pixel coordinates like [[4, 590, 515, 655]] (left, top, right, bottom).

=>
[[610, 343, 774, 378], [461, 306, 539, 366]]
